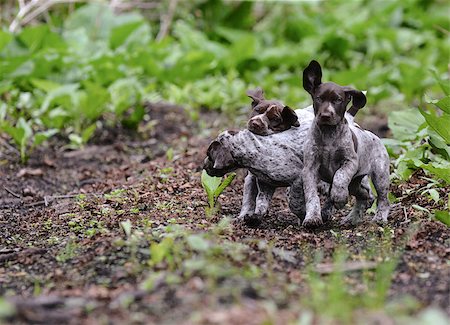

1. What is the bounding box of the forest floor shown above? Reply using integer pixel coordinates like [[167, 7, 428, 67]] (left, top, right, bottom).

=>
[[0, 103, 449, 324]]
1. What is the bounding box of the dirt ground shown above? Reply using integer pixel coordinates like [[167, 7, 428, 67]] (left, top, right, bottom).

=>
[[0, 103, 449, 324]]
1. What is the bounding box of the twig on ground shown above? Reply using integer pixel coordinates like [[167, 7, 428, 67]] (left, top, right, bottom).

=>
[[24, 193, 101, 207], [400, 206, 411, 225], [156, 0, 178, 41], [3, 186, 22, 198], [0, 192, 101, 209]]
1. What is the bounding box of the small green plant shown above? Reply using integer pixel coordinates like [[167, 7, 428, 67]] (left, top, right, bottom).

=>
[[201, 170, 236, 216], [434, 193, 450, 227], [56, 239, 79, 263], [1, 118, 57, 163], [306, 249, 398, 322]]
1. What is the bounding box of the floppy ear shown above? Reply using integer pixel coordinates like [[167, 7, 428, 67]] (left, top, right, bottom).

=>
[[282, 106, 300, 127], [303, 60, 322, 95], [343, 87, 367, 116], [246, 88, 265, 106], [207, 141, 234, 170]]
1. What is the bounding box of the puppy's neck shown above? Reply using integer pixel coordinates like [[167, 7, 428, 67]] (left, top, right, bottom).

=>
[[314, 118, 348, 139]]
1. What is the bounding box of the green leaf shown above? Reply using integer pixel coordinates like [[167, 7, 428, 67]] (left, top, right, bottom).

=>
[[18, 25, 49, 52], [110, 21, 143, 49], [81, 123, 97, 143], [17, 117, 33, 140], [31, 79, 62, 92], [34, 129, 58, 147], [40, 84, 80, 113], [435, 96, 450, 114], [428, 128, 450, 159], [434, 210, 450, 227], [201, 170, 221, 208], [419, 107, 450, 144], [388, 108, 425, 141], [412, 204, 430, 214], [213, 172, 236, 200], [187, 234, 209, 252], [427, 189, 440, 204], [0, 30, 12, 52], [122, 105, 145, 130], [421, 164, 450, 184], [65, 3, 115, 41], [430, 70, 450, 95], [108, 78, 141, 115], [150, 237, 173, 264]]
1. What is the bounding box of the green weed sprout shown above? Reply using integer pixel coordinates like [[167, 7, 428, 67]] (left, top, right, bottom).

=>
[[201, 170, 236, 217]]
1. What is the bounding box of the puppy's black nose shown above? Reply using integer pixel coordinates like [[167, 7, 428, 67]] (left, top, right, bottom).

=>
[[248, 119, 261, 129], [319, 112, 332, 119]]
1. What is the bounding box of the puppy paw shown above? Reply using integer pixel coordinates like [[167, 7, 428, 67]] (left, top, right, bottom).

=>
[[331, 187, 349, 209], [302, 213, 323, 228], [372, 206, 389, 224], [340, 210, 363, 227], [371, 213, 388, 224]]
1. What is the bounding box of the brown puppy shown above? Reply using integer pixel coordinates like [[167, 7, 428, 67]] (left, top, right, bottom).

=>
[[246, 88, 299, 135]]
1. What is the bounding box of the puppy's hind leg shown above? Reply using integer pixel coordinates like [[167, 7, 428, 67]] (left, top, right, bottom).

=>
[[238, 173, 258, 220], [341, 176, 371, 226], [371, 160, 391, 224], [244, 180, 275, 227]]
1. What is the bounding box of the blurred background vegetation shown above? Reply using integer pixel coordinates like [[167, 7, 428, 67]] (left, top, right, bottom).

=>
[[0, 0, 449, 163]]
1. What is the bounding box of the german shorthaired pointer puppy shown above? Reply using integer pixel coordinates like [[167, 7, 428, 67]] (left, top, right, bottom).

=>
[[244, 88, 372, 222], [203, 126, 310, 226], [301, 60, 390, 228]]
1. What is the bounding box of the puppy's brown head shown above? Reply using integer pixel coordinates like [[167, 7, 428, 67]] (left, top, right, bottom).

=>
[[246, 88, 299, 135], [303, 60, 366, 126]]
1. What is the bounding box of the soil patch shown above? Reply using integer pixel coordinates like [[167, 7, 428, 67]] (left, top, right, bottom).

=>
[[0, 103, 448, 324]]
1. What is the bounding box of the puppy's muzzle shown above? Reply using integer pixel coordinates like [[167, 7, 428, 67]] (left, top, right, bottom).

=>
[[248, 117, 269, 135], [202, 157, 227, 177]]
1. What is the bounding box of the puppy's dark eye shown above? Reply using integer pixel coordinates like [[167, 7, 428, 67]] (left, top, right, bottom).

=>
[[334, 98, 343, 104], [272, 117, 282, 125]]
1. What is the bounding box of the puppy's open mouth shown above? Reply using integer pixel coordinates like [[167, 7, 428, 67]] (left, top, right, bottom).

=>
[[202, 157, 230, 177]]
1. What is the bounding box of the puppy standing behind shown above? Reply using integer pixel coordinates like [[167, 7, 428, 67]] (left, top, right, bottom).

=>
[[301, 60, 390, 227], [246, 88, 299, 136]]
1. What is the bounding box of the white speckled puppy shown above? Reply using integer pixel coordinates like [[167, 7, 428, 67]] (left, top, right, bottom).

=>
[[301, 60, 390, 228], [203, 126, 310, 226]]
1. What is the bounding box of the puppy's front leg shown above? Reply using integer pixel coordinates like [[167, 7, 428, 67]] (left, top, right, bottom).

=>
[[288, 178, 306, 223], [331, 158, 358, 209], [302, 150, 323, 228], [238, 172, 258, 219]]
